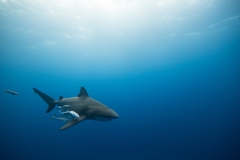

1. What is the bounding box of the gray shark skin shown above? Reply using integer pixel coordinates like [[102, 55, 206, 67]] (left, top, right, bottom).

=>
[[3, 89, 19, 95], [33, 87, 119, 131]]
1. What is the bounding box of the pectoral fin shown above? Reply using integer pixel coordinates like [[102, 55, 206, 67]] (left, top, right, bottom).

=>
[[59, 115, 87, 131]]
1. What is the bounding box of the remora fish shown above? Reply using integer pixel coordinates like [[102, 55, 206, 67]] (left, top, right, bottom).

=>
[[51, 114, 72, 123]]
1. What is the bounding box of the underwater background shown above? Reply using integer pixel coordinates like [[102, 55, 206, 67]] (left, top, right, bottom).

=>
[[1, 0, 240, 159]]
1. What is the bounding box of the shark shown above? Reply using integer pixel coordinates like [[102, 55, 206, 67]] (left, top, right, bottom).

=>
[[33, 87, 119, 131]]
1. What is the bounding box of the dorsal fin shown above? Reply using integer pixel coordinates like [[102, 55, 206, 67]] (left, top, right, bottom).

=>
[[59, 96, 64, 100], [78, 87, 89, 97]]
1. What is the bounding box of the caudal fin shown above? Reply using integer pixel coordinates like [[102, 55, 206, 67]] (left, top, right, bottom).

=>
[[33, 88, 56, 113]]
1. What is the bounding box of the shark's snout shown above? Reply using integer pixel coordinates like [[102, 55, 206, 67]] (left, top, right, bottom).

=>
[[111, 110, 119, 119]]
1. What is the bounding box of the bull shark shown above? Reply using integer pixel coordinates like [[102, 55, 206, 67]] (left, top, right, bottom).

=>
[[33, 87, 119, 131]]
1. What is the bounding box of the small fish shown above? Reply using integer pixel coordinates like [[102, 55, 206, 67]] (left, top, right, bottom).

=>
[[51, 114, 72, 123], [3, 89, 19, 95], [59, 105, 80, 119]]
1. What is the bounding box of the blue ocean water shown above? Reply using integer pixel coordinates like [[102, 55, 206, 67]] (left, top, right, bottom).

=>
[[1, 0, 240, 159]]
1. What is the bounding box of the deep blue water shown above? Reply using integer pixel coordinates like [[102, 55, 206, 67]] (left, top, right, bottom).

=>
[[1, 0, 240, 160]]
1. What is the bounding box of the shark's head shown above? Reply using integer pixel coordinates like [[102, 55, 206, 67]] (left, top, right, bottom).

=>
[[100, 108, 119, 119], [87, 104, 119, 121]]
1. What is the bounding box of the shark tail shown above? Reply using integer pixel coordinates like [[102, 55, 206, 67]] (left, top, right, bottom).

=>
[[33, 88, 56, 113]]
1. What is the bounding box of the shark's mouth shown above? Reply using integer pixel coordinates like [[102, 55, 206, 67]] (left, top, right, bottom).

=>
[[93, 116, 112, 121]]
